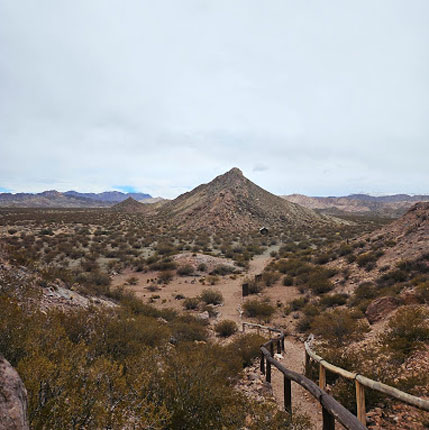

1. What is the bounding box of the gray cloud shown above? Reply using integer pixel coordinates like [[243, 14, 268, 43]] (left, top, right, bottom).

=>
[[0, 0, 428, 198], [253, 163, 269, 173]]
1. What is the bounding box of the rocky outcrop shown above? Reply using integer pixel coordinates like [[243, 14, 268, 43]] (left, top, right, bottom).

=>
[[365, 296, 400, 324], [0, 355, 29, 430]]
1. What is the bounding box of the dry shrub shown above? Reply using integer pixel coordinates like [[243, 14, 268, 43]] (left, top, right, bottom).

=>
[[311, 309, 369, 347], [243, 299, 275, 322], [380, 306, 429, 362], [177, 264, 194, 276], [183, 297, 200, 310], [215, 320, 238, 337], [200, 288, 223, 305]]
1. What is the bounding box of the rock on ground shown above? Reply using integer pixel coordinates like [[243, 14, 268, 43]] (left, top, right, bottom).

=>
[[365, 296, 400, 324], [0, 355, 29, 430]]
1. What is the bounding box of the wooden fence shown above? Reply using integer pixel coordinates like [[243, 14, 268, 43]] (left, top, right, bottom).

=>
[[304, 334, 429, 426], [242, 322, 366, 430]]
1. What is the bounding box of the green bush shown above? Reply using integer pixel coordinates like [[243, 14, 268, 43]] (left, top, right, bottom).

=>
[[289, 297, 308, 311], [243, 299, 275, 322], [197, 263, 207, 272], [226, 333, 266, 367], [214, 320, 238, 337], [320, 293, 348, 308], [170, 319, 208, 343], [380, 306, 429, 362], [177, 264, 195, 276], [282, 275, 294, 286], [307, 269, 334, 295], [311, 309, 369, 347], [262, 270, 280, 286], [158, 271, 174, 284], [200, 288, 223, 305], [416, 281, 429, 303], [183, 297, 200, 310], [210, 264, 236, 276]]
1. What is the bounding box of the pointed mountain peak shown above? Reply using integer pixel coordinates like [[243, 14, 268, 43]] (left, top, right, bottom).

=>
[[226, 167, 243, 176], [159, 167, 328, 232], [111, 197, 146, 212], [212, 168, 247, 188]]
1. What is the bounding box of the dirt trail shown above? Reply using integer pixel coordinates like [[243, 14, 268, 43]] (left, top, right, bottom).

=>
[[241, 252, 323, 428], [237, 253, 323, 428], [115, 249, 323, 427], [270, 337, 323, 429]]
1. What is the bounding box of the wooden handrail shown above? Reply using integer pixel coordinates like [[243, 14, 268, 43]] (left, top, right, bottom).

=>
[[243, 322, 366, 430], [304, 334, 429, 425]]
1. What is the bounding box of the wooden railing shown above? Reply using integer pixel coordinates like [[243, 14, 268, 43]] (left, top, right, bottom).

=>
[[304, 334, 429, 426], [242, 322, 366, 430]]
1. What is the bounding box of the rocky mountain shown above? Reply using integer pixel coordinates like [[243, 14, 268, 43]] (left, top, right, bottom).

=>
[[0, 190, 152, 208], [330, 202, 429, 294], [0, 191, 110, 208], [157, 168, 331, 232], [366, 201, 429, 262], [64, 191, 151, 202], [111, 197, 147, 212], [282, 193, 429, 218]]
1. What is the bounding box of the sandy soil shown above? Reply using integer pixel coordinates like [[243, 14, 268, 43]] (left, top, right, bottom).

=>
[[113, 250, 323, 426], [111, 250, 272, 322]]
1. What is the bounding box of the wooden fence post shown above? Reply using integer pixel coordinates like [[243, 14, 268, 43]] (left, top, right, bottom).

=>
[[270, 342, 274, 357], [319, 363, 326, 390], [277, 339, 281, 354], [266, 360, 271, 383], [305, 349, 310, 377], [281, 336, 285, 352], [260, 352, 265, 375], [355, 379, 366, 426], [322, 406, 335, 430], [284, 375, 292, 413]]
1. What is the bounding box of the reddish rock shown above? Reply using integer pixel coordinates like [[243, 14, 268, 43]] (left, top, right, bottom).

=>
[[0, 355, 29, 430], [365, 296, 400, 324]]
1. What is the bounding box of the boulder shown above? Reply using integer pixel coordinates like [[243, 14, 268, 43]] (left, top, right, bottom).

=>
[[0, 355, 29, 430], [365, 296, 400, 324], [197, 311, 210, 321]]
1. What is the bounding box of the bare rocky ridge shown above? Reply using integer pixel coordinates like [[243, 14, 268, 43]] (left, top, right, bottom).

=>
[[283, 193, 429, 218], [330, 202, 429, 293], [0, 191, 152, 208], [157, 168, 332, 232], [0, 355, 29, 430]]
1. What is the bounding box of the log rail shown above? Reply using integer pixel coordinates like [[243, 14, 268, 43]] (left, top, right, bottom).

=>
[[304, 334, 429, 425], [242, 322, 366, 430]]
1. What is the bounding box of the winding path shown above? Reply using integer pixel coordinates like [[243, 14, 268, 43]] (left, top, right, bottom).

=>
[[239, 251, 324, 428], [270, 337, 323, 429]]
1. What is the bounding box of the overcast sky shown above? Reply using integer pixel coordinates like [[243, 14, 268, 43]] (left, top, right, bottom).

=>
[[0, 0, 428, 198]]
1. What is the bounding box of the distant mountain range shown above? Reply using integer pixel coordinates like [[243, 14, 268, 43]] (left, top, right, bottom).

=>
[[282, 193, 429, 217], [0, 190, 152, 208], [1, 183, 428, 219]]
